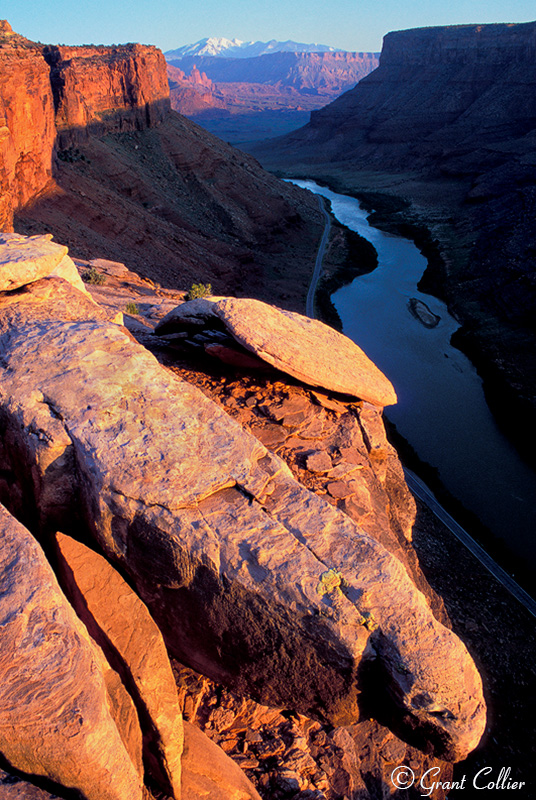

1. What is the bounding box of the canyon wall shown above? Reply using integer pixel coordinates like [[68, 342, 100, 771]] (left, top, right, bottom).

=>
[[166, 50, 379, 142], [0, 21, 326, 311], [0, 22, 56, 230], [44, 43, 170, 145], [259, 21, 536, 167], [0, 23, 169, 229]]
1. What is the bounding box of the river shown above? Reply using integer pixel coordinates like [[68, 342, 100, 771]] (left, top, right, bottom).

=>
[[291, 179, 536, 579]]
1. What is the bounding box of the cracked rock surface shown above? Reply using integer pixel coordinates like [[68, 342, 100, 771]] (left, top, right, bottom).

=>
[[0, 504, 144, 800], [0, 276, 486, 761]]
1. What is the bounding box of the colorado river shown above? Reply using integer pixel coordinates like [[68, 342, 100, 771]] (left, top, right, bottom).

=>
[[291, 179, 536, 579]]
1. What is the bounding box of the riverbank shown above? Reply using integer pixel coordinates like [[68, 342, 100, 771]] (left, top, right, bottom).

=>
[[272, 165, 536, 473], [292, 177, 536, 594]]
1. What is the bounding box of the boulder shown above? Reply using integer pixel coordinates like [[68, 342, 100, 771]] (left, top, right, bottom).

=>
[[0, 279, 485, 761], [55, 532, 183, 800], [50, 254, 89, 295], [156, 296, 397, 406], [89, 258, 129, 277], [213, 298, 397, 406], [0, 233, 88, 295], [0, 504, 144, 800]]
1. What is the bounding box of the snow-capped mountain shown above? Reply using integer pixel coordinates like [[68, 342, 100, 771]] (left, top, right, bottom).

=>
[[165, 37, 338, 61]]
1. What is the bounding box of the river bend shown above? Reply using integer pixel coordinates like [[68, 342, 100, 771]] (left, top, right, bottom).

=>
[[291, 179, 536, 577]]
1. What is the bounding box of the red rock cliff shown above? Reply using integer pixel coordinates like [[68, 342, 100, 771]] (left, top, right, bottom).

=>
[[0, 22, 171, 229], [43, 43, 170, 145], [0, 22, 56, 230]]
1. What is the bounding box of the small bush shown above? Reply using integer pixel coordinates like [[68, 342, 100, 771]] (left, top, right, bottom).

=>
[[186, 282, 212, 300], [82, 266, 107, 285], [125, 301, 139, 315], [316, 568, 343, 597]]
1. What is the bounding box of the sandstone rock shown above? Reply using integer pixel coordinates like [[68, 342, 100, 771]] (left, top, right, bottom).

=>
[[0, 233, 91, 296], [167, 50, 379, 126], [0, 233, 67, 291], [55, 532, 183, 800], [213, 297, 397, 406], [89, 258, 129, 277], [174, 660, 453, 800], [0, 38, 56, 230], [0, 504, 143, 800], [0, 769, 62, 799], [0, 279, 485, 760], [52, 254, 91, 295], [181, 722, 261, 800], [44, 42, 170, 145], [155, 297, 220, 333], [306, 451, 332, 473]]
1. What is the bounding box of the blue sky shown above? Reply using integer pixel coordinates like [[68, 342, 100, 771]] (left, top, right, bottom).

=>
[[2, 0, 535, 53]]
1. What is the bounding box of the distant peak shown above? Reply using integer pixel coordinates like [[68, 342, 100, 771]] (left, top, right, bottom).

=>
[[165, 37, 342, 61]]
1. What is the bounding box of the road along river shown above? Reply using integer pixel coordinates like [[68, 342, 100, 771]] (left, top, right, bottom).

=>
[[291, 179, 536, 584]]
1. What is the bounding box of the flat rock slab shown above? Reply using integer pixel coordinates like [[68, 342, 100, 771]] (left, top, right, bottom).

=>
[[213, 298, 397, 406], [0, 233, 67, 291], [0, 504, 143, 800], [0, 279, 485, 761]]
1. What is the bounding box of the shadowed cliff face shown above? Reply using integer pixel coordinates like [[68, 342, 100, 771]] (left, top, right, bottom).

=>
[[251, 21, 536, 455], [253, 21, 536, 169]]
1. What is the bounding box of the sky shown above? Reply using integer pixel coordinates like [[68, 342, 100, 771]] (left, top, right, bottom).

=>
[[2, 0, 535, 53]]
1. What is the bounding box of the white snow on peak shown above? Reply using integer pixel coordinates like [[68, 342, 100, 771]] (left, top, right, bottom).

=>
[[165, 37, 339, 61]]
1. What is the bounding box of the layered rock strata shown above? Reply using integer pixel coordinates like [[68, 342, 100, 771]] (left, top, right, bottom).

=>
[[166, 51, 380, 132], [0, 22, 56, 231], [0, 265, 486, 760], [43, 43, 170, 148], [156, 296, 397, 406], [1, 20, 325, 312]]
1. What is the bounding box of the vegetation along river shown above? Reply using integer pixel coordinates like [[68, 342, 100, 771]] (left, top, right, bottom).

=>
[[292, 179, 536, 586]]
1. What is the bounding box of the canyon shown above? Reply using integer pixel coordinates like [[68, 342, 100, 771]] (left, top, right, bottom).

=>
[[166, 50, 379, 143], [0, 16, 534, 800], [0, 20, 328, 313], [250, 21, 536, 458]]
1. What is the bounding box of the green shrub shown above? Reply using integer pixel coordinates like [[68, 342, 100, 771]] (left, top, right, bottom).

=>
[[186, 282, 212, 300], [316, 568, 343, 597], [125, 301, 139, 315], [81, 266, 106, 285]]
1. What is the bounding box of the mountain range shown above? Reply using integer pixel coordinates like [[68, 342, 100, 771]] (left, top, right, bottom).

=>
[[165, 38, 379, 142], [164, 36, 338, 60]]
